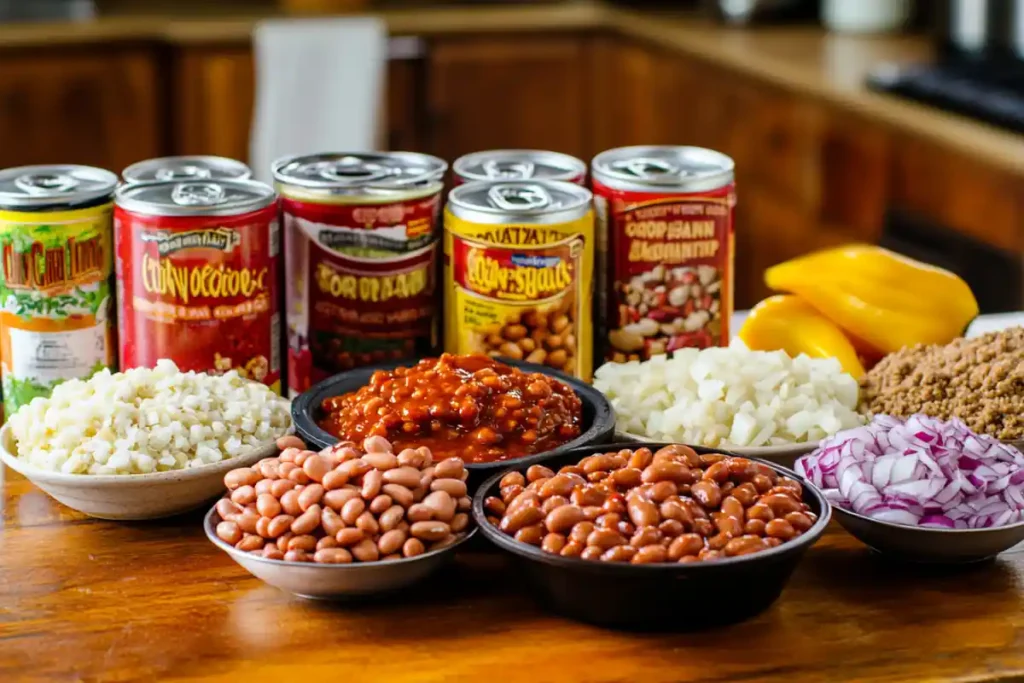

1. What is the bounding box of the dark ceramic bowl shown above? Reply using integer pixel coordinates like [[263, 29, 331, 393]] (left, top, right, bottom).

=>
[[472, 442, 831, 631], [291, 357, 615, 490], [831, 506, 1024, 564]]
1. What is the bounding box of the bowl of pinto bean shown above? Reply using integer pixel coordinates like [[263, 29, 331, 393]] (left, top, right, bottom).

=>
[[205, 433, 478, 599], [472, 443, 831, 631], [291, 353, 616, 490]]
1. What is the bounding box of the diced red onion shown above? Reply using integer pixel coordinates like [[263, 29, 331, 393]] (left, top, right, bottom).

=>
[[795, 413, 1024, 529]]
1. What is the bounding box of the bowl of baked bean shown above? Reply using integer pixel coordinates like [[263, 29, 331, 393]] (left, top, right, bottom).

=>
[[472, 443, 830, 630], [292, 354, 615, 488], [205, 433, 477, 599]]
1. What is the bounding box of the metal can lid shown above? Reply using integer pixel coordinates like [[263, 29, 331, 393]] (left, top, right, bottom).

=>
[[121, 156, 252, 184], [453, 149, 587, 183], [272, 152, 447, 194], [0, 164, 118, 209], [448, 180, 592, 225], [114, 179, 278, 217], [592, 146, 735, 192]]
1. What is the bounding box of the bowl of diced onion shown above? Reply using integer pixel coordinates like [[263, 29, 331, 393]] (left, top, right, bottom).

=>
[[0, 361, 292, 520], [596, 343, 866, 469], [796, 414, 1024, 564]]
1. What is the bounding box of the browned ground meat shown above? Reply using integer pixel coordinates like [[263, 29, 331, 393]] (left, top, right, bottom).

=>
[[860, 327, 1024, 441]]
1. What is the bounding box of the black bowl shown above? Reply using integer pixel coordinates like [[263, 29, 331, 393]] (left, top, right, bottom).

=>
[[291, 357, 616, 490], [472, 442, 832, 631]]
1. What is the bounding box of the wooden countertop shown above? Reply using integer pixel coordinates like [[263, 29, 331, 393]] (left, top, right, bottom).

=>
[[1, 1, 1021, 179], [3, 468, 1024, 683]]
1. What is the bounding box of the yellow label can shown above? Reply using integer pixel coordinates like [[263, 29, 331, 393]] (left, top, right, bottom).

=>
[[443, 180, 595, 381]]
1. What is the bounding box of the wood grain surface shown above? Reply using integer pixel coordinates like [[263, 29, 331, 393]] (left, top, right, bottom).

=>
[[2, 468, 1024, 683]]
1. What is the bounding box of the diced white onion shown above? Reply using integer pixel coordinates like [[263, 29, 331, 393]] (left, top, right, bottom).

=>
[[593, 340, 865, 448], [8, 359, 292, 476]]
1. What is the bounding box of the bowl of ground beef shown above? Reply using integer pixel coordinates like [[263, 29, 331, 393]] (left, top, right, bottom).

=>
[[859, 327, 1024, 449]]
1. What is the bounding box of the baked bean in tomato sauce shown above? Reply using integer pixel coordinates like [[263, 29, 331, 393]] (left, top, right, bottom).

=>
[[318, 354, 583, 463]]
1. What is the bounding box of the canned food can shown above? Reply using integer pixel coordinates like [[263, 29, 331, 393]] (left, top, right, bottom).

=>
[[592, 146, 735, 363], [0, 165, 119, 415], [273, 152, 447, 397], [453, 149, 587, 186], [114, 179, 283, 393], [121, 156, 252, 185], [444, 180, 595, 381]]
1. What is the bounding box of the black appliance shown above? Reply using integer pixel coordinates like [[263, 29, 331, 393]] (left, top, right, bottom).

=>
[[867, 0, 1024, 134], [0, 0, 94, 21], [705, 0, 818, 25]]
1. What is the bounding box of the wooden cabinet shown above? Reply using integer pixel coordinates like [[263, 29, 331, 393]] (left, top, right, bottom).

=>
[[0, 47, 163, 172], [172, 46, 254, 162], [589, 38, 689, 153], [426, 35, 590, 162]]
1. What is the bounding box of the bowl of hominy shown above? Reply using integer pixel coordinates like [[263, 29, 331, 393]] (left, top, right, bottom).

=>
[[0, 361, 292, 520]]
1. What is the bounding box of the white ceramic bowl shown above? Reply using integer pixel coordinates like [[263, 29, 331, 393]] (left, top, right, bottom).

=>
[[205, 506, 478, 599], [0, 422, 280, 521], [616, 430, 817, 469]]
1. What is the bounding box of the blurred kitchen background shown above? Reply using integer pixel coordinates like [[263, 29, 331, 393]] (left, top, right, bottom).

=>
[[1, 0, 1022, 313]]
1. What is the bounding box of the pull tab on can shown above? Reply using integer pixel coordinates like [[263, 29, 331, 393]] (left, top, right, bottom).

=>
[[319, 156, 394, 185], [157, 165, 212, 182], [15, 172, 79, 195], [171, 182, 226, 207], [486, 183, 551, 212], [613, 157, 679, 179], [483, 159, 536, 180]]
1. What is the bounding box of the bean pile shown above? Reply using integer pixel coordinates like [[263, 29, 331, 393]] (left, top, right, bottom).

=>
[[485, 445, 817, 563], [215, 434, 472, 563], [481, 300, 578, 375]]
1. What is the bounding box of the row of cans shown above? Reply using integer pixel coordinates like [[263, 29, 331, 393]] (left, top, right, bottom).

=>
[[0, 146, 735, 414]]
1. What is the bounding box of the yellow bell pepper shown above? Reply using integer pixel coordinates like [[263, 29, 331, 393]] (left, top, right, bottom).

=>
[[739, 295, 865, 377], [764, 244, 979, 355]]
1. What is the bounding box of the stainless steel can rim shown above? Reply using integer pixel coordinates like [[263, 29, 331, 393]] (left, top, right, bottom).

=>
[[114, 179, 278, 217], [592, 145, 735, 192], [0, 164, 118, 209], [447, 180, 593, 226], [121, 156, 253, 184], [272, 152, 448, 195], [453, 149, 587, 182]]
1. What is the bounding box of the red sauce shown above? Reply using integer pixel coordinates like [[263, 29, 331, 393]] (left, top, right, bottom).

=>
[[318, 353, 583, 463]]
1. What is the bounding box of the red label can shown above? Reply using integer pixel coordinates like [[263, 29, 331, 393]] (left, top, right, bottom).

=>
[[592, 146, 736, 363], [273, 152, 447, 397], [114, 179, 283, 392]]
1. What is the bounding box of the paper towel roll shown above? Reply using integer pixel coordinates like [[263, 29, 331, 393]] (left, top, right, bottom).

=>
[[250, 16, 386, 183]]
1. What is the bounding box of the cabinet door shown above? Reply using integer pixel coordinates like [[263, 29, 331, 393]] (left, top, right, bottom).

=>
[[173, 47, 254, 162], [173, 46, 428, 162], [427, 35, 589, 161], [0, 47, 162, 171]]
